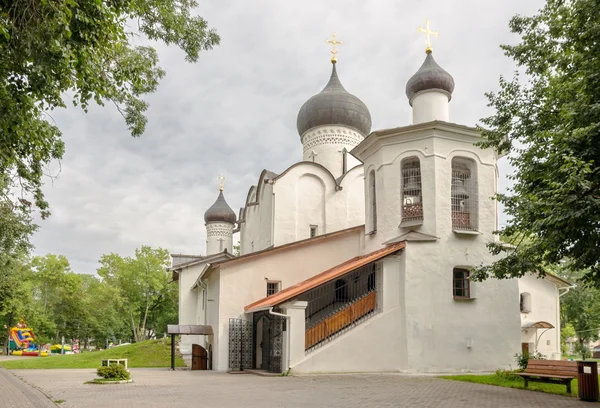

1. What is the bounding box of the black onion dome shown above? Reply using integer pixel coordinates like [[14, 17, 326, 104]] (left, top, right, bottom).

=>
[[204, 191, 236, 224], [405, 52, 455, 104], [297, 63, 372, 136]]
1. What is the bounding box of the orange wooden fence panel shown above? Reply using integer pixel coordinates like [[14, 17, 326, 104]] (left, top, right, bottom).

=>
[[305, 291, 376, 350]]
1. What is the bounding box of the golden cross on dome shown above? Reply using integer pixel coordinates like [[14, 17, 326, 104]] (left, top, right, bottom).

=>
[[217, 174, 226, 191], [325, 33, 343, 63], [417, 19, 438, 53]]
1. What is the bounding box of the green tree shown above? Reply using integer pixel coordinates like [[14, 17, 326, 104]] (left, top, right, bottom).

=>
[[0, 0, 219, 218], [98, 246, 174, 342], [561, 286, 600, 359], [471, 0, 600, 284]]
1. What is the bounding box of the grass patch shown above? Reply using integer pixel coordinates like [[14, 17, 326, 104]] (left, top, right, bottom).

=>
[[439, 373, 587, 398], [0, 338, 185, 369]]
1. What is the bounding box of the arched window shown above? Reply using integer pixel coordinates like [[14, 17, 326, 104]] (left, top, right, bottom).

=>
[[520, 292, 532, 313], [401, 157, 423, 224], [368, 170, 377, 233], [451, 157, 478, 231]]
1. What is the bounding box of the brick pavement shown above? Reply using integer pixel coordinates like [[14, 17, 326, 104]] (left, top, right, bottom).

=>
[[0, 368, 57, 408], [6, 368, 592, 408]]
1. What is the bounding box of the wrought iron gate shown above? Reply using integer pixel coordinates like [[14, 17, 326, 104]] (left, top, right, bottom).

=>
[[253, 311, 284, 373], [228, 318, 252, 371]]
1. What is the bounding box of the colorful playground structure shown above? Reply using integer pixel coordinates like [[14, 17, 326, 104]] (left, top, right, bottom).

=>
[[9, 320, 48, 357]]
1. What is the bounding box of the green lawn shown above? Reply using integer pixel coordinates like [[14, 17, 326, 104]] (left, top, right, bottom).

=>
[[439, 373, 591, 398], [0, 338, 185, 369]]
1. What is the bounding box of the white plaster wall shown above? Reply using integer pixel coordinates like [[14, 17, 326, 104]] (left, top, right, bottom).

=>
[[177, 263, 207, 355], [295, 174, 326, 239], [403, 240, 521, 372], [206, 222, 233, 256], [205, 270, 220, 368], [212, 227, 363, 371], [411, 91, 450, 124], [518, 274, 562, 360], [240, 181, 274, 255], [301, 125, 364, 178], [272, 163, 365, 246], [292, 255, 408, 373]]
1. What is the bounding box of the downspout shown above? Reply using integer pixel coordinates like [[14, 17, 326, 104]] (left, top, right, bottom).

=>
[[269, 307, 291, 373], [199, 280, 208, 349]]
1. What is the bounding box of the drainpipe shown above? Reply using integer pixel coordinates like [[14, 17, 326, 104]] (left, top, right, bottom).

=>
[[268, 307, 291, 373]]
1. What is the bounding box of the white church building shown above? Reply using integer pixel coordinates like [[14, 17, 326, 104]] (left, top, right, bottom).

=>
[[170, 37, 572, 373]]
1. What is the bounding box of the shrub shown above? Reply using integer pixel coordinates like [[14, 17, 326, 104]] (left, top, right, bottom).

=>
[[494, 369, 521, 381], [97, 364, 130, 380], [514, 351, 545, 370]]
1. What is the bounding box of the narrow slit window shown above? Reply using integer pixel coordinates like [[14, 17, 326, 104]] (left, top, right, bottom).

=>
[[310, 225, 318, 238], [368, 170, 377, 233]]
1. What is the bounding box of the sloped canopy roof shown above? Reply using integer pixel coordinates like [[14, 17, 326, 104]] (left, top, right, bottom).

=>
[[244, 241, 406, 313], [522, 321, 554, 329], [167, 325, 213, 335]]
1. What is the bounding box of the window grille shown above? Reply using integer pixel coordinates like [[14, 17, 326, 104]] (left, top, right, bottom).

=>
[[266, 281, 280, 296], [401, 159, 423, 222], [453, 268, 470, 298], [451, 159, 478, 231], [369, 171, 377, 233]]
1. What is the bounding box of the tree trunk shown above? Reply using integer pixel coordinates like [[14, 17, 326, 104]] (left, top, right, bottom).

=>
[[580, 338, 587, 360], [130, 314, 138, 343]]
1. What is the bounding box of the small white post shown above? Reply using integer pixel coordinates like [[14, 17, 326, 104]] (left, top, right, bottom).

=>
[[281, 301, 308, 371]]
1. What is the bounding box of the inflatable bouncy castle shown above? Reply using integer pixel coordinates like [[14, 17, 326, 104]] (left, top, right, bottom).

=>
[[9, 319, 48, 357]]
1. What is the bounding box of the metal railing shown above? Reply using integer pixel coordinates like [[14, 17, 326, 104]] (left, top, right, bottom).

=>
[[302, 263, 379, 352], [305, 291, 377, 350]]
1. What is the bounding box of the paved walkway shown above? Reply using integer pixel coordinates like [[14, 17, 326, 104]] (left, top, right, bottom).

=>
[[0, 368, 56, 407], [2, 368, 591, 408]]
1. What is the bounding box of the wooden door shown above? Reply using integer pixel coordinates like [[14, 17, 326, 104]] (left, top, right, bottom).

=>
[[521, 342, 530, 355], [192, 344, 207, 370]]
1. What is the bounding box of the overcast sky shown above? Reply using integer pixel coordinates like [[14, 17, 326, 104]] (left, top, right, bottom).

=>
[[31, 0, 544, 274]]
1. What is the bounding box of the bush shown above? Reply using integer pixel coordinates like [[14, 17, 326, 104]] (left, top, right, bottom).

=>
[[97, 364, 130, 380], [514, 351, 545, 370], [494, 369, 521, 381]]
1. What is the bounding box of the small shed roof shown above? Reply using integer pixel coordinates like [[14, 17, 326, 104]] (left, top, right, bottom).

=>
[[167, 325, 213, 335], [522, 321, 555, 329]]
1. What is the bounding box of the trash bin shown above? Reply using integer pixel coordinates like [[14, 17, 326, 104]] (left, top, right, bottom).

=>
[[577, 361, 599, 401]]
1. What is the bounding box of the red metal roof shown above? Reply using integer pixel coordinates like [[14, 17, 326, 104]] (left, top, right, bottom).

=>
[[244, 241, 406, 312]]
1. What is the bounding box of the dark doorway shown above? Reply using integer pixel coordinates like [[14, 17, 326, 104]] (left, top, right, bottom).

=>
[[192, 344, 208, 370], [252, 311, 284, 373]]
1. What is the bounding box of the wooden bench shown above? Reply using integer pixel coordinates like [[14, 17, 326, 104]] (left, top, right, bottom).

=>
[[517, 360, 577, 394]]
